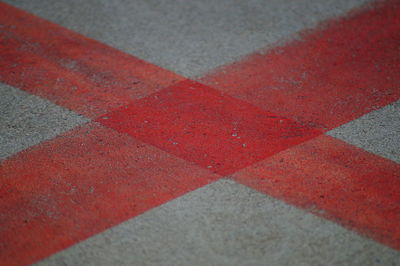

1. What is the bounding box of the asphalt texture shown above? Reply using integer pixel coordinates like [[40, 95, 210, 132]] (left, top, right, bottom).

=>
[[5, 0, 370, 77], [328, 100, 400, 163], [1, 0, 399, 265], [0, 82, 88, 160], [38, 179, 400, 266]]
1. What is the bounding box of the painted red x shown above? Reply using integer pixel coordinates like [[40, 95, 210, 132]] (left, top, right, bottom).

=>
[[0, 1, 399, 265]]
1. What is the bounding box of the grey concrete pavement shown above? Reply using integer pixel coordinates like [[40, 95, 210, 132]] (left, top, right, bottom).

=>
[[5, 0, 371, 77], [0, 83, 89, 160], [36, 179, 400, 266], [328, 100, 400, 163], [2, 1, 399, 265]]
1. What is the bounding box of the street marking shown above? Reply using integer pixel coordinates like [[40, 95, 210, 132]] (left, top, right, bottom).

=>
[[0, 122, 219, 266], [97, 79, 321, 175], [0, 2, 184, 118], [200, 0, 400, 131], [232, 135, 400, 250], [0, 0, 399, 265]]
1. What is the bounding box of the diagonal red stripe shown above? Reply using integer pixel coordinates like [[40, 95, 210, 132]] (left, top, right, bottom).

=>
[[0, 2, 184, 118], [198, 0, 400, 250], [0, 122, 220, 265], [1, 1, 399, 265], [200, 0, 400, 131], [232, 135, 400, 250], [97, 79, 321, 176]]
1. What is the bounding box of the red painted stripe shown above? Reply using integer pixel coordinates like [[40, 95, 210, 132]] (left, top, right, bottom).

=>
[[232, 135, 400, 250], [0, 2, 399, 265], [0, 122, 220, 265], [200, 0, 400, 131], [0, 2, 184, 118], [97, 79, 321, 176]]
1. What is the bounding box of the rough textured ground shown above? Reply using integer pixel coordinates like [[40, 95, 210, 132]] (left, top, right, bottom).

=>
[[4, 0, 370, 77], [38, 179, 400, 266], [328, 100, 400, 163], [1, 0, 399, 265]]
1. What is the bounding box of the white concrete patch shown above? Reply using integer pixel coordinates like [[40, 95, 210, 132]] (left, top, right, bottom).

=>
[[36, 179, 400, 266], [0, 83, 89, 160], [5, 0, 371, 77], [327, 100, 400, 163]]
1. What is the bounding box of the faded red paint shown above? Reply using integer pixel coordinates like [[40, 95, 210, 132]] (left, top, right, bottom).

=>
[[200, 0, 400, 131], [0, 122, 219, 265], [0, 2, 184, 118], [232, 135, 400, 250], [97, 79, 321, 175], [1, 0, 400, 265], [198, 0, 400, 250]]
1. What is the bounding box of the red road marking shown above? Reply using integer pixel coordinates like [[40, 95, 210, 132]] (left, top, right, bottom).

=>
[[198, 0, 400, 250], [0, 2, 184, 118], [200, 0, 400, 131], [0, 122, 219, 265], [1, 0, 400, 265], [97, 79, 321, 175], [232, 135, 400, 250]]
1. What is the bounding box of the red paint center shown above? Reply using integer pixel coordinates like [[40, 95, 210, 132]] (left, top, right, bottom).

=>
[[97, 80, 321, 175]]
